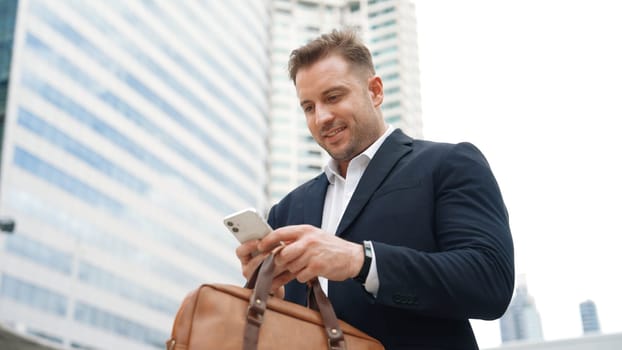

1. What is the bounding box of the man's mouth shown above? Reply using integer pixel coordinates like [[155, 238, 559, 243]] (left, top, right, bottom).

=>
[[324, 126, 346, 138]]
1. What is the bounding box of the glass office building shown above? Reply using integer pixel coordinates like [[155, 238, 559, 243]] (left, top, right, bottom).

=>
[[0, 0, 270, 349]]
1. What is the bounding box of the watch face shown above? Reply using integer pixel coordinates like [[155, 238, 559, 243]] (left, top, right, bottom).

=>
[[363, 241, 373, 257]]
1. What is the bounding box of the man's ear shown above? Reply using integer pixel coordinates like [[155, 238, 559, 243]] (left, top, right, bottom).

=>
[[368, 75, 384, 107]]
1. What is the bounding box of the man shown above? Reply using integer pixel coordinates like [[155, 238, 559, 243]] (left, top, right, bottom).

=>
[[237, 29, 514, 350]]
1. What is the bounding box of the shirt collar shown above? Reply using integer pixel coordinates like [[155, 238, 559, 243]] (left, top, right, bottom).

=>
[[324, 125, 395, 184]]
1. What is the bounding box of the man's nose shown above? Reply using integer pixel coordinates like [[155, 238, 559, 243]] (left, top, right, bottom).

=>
[[314, 104, 333, 126]]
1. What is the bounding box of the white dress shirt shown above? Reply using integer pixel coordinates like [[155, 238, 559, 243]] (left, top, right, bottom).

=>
[[319, 125, 394, 296]]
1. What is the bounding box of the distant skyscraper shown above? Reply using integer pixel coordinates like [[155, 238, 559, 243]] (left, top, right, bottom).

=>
[[580, 299, 601, 334], [268, 0, 423, 204], [0, 0, 269, 349], [500, 275, 544, 343]]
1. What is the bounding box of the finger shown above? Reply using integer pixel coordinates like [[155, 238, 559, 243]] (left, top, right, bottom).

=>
[[285, 257, 309, 277], [291, 252, 323, 284], [295, 267, 318, 284], [258, 225, 309, 251], [271, 270, 296, 291], [236, 240, 260, 263], [272, 261, 290, 278], [277, 243, 312, 275], [242, 252, 270, 279], [273, 240, 306, 267], [271, 286, 285, 299]]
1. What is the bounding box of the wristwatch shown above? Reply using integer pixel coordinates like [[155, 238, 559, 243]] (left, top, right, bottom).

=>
[[353, 240, 373, 283]]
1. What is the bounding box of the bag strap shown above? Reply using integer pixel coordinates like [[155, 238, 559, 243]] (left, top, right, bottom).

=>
[[243, 250, 346, 350], [308, 278, 347, 350], [244, 262, 260, 289]]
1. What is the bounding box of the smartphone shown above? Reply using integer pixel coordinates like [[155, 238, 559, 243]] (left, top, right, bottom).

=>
[[223, 208, 272, 243]]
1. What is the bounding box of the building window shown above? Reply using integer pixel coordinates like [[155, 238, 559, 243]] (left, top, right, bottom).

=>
[[1, 274, 68, 316], [371, 19, 397, 30], [369, 6, 395, 18], [73, 302, 167, 348], [4, 234, 72, 275]]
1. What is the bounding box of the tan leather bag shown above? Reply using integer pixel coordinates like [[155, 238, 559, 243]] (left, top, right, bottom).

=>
[[166, 251, 384, 350]]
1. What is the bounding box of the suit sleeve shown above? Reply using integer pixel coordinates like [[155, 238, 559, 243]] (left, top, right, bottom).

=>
[[372, 142, 514, 320]]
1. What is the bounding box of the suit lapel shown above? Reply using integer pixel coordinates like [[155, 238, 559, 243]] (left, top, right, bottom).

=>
[[336, 129, 413, 236], [303, 173, 329, 228]]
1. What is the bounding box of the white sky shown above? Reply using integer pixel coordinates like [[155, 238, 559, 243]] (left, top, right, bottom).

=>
[[414, 0, 622, 348]]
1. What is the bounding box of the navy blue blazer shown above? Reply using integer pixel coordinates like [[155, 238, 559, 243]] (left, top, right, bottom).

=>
[[267, 129, 514, 350]]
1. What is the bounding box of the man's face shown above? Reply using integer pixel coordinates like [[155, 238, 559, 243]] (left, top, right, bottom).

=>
[[295, 54, 385, 172]]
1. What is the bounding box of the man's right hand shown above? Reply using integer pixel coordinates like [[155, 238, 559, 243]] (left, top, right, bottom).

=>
[[235, 239, 268, 280], [235, 239, 288, 298]]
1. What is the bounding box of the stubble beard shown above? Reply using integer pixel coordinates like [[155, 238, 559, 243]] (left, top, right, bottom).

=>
[[322, 127, 370, 164], [324, 140, 357, 164]]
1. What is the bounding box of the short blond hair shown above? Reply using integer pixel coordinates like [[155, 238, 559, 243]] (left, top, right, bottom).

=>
[[288, 29, 375, 84]]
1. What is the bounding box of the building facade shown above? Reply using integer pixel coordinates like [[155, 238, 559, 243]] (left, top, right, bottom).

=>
[[500, 275, 544, 343], [0, 0, 270, 349], [580, 299, 601, 334], [267, 0, 423, 204]]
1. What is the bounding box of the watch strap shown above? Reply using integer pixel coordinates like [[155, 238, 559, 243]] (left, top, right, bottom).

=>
[[353, 240, 373, 283]]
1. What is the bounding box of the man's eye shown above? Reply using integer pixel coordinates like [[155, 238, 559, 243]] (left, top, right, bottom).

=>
[[303, 105, 314, 113]]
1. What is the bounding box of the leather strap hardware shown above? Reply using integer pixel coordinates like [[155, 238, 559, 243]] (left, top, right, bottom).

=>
[[243, 247, 346, 350]]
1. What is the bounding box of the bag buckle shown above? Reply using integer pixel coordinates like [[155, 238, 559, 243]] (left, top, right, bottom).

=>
[[327, 327, 345, 349], [247, 297, 266, 326]]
